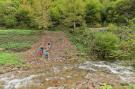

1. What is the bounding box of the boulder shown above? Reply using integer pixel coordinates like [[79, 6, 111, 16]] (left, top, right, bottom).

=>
[[0, 48, 5, 51]]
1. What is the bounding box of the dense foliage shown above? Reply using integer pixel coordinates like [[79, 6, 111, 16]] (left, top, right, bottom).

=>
[[0, 0, 135, 28], [68, 24, 135, 60], [100, 83, 135, 89]]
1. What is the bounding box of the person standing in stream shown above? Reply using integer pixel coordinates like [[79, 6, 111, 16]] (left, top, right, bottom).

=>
[[47, 41, 52, 50], [37, 47, 44, 57], [43, 42, 52, 60], [43, 47, 49, 59]]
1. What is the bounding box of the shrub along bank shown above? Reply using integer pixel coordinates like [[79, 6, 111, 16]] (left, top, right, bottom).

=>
[[68, 25, 135, 61]]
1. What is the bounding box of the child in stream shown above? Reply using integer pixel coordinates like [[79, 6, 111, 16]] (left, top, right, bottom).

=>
[[43, 48, 49, 60], [43, 42, 52, 60], [47, 42, 52, 50], [37, 47, 44, 57]]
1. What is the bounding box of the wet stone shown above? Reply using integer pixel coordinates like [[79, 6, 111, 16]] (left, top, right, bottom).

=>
[[47, 86, 65, 89], [53, 67, 61, 74]]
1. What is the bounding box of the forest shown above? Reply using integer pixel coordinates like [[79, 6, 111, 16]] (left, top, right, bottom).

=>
[[0, 0, 135, 28], [0, 0, 135, 89]]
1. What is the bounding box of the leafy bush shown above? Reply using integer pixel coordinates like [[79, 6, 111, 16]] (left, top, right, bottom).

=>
[[100, 83, 135, 89], [0, 2, 17, 27], [115, 0, 135, 22], [92, 32, 120, 59], [121, 84, 135, 89], [128, 84, 135, 89], [0, 1, 35, 28], [100, 84, 114, 89], [15, 9, 34, 28], [3, 15, 17, 27], [108, 25, 135, 60], [85, 0, 102, 26], [68, 24, 134, 60], [129, 18, 135, 27], [68, 27, 94, 53]]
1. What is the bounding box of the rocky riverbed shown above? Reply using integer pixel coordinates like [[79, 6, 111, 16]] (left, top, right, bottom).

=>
[[0, 61, 135, 89]]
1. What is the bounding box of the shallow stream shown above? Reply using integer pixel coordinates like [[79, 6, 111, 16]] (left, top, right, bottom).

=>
[[0, 61, 135, 89]]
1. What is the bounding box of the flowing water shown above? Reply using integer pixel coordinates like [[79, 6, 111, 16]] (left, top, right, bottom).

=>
[[0, 61, 135, 89], [79, 61, 135, 82], [1, 75, 38, 89]]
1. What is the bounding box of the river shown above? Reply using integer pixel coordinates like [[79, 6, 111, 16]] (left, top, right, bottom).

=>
[[0, 61, 135, 89]]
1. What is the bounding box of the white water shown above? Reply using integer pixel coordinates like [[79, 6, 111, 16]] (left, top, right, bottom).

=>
[[0, 65, 74, 89], [0, 74, 39, 89], [79, 61, 135, 82]]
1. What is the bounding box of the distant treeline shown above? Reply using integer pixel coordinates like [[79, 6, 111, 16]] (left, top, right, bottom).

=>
[[0, 0, 135, 29]]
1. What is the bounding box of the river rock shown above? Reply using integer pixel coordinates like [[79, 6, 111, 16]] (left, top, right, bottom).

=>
[[11, 68, 19, 71], [47, 86, 64, 89], [0, 48, 5, 51], [0, 70, 5, 74], [75, 81, 90, 89], [85, 73, 90, 79], [53, 67, 61, 74], [87, 81, 95, 89]]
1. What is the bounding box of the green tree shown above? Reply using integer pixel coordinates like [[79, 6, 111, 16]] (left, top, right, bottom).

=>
[[50, 0, 86, 29], [32, 0, 52, 29], [0, 1, 17, 27], [85, 0, 102, 26], [15, 0, 34, 27], [92, 32, 120, 59], [115, 0, 135, 24]]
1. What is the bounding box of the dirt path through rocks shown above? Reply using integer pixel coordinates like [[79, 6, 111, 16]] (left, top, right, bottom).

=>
[[22, 31, 77, 68]]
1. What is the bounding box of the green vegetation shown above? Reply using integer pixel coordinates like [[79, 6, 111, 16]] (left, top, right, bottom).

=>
[[0, 42, 31, 51], [93, 32, 120, 60], [67, 24, 134, 60], [100, 84, 113, 89], [0, 29, 41, 65], [0, 29, 36, 35], [122, 84, 135, 89], [0, 29, 41, 51], [0, 52, 22, 65], [0, 0, 135, 28], [100, 84, 135, 89]]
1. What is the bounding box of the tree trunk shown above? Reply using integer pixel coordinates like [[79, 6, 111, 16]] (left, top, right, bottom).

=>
[[73, 21, 76, 30]]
